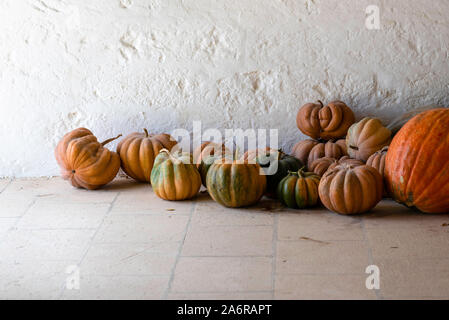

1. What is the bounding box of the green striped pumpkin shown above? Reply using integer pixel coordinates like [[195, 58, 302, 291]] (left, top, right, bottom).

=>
[[206, 159, 266, 208], [150, 149, 201, 201], [277, 169, 320, 209]]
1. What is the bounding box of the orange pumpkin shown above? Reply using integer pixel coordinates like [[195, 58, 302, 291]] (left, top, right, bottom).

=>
[[291, 139, 347, 169], [366, 146, 388, 197], [346, 118, 391, 161], [385, 108, 449, 213], [116, 129, 178, 182], [318, 164, 383, 215], [55, 128, 122, 190], [296, 100, 355, 140], [310, 156, 364, 177], [193, 141, 229, 167]]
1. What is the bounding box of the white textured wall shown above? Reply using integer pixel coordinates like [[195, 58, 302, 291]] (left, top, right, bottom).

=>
[[1, 0, 448, 177]]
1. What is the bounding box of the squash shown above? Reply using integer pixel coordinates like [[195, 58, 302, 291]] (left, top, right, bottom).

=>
[[385, 108, 449, 213], [318, 164, 383, 215], [296, 100, 355, 140], [206, 158, 266, 208], [277, 169, 320, 209], [116, 129, 178, 182], [291, 139, 347, 169], [309, 156, 364, 177], [55, 128, 121, 190], [247, 149, 303, 198], [150, 149, 201, 201], [366, 146, 388, 197], [346, 118, 391, 161]]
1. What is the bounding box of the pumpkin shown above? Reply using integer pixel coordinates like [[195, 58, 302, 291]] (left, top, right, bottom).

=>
[[366, 146, 388, 197], [309, 156, 364, 177], [150, 149, 201, 201], [193, 141, 229, 167], [206, 158, 266, 208], [385, 108, 449, 213], [116, 129, 178, 182], [346, 118, 391, 161], [296, 100, 355, 140], [277, 169, 321, 209], [291, 139, 347, 169], [318, 164, 383, 215], [55, 128, 122, 190], [247, 149, 303, 198]]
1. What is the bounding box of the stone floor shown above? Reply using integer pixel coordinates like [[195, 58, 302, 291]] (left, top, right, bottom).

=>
[[0, 177, 448, 300]]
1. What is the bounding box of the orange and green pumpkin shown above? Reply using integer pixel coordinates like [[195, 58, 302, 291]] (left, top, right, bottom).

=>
[[277, 169, 320, 209], [206, 159, 266, 208], [385, 108, 449, 213]]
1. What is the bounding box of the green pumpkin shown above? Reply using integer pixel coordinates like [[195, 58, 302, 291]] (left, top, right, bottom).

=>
[[198, 154, 232, 187], [206, 159, 267, 208], [255, 150, 303, 198], [277, 169, 320, 209]]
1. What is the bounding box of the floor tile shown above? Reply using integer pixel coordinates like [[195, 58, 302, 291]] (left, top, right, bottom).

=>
[[80, 242, 179, 276], [0, 179, 11, 193], [61, 275, 169, 300], [0, 218, 18, 237], [94, 215, 189, 243], [276, 240, 370, 274], [16, 200, 109, 229], [171, 257, 272, 293], [0, 196, 35, 217], [275, 274, 377, 300], [278, 210, 364, 241], [182, 225, 273, 257], [0, 229, 95, 262], [0, 260, 72, 299]]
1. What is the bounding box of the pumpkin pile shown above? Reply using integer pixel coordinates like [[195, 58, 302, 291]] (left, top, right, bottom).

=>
[[54, 105, 448, 215]]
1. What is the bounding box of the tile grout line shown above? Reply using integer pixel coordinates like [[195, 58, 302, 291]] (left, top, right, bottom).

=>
[[0, 178, 14, 194], [163, 200, 197, 299], [0, 197, 37, 245], [270, 213, 279, 299], [57, 191, 121, 300], [360, 217, 384, 300]]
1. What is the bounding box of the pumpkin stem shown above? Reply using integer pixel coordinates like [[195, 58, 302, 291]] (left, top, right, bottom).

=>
[[317, 100, 324, 108], [349, 145, 359, 151], [143, 128, 149, 138], [101, 134, 122, 146]]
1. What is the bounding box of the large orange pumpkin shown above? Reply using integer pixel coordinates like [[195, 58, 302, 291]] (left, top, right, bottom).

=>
[[296, 100, 355, 140], [55, 128, 122, 190], [385, 108, 449, 213], [117, 129, 178, 182]]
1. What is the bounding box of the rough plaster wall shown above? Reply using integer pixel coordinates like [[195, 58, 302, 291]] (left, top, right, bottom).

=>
[[0, 0, 448, 177]]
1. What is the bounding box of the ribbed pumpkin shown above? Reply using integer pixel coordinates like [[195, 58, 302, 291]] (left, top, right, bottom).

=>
[[346, 118, 391, 161], [296, 100, 355, 140], [319, 164, 383, 215], [385, 108, 449, 213], [206, 159, 266, 208], [249, 149, 303, 198], [291, 139, 347, 169], [150, 149, 201, 201], [55, 128, 121, 190], [277, 169, 320, 209], [309, 156, 364, 177], [366, 146, 388, 197], [117, 129, 177, 182]]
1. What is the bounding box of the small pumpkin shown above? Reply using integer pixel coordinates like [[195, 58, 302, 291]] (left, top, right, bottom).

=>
[[318, 164, 383, 215], [309, 156, 364, 177], [277, 169, 321, 209], [206, 158, 266, 208], [117, 129, 178, 182], [291, 139, 347, 169], [296, 100, 355, 140], [346, 118, 391, 161], [150, 149, 201, 201], [55, 128, 122, 190], [248, 149, 303, 198], [366, 146, 388, 197], [385, 108, 449, 213]]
